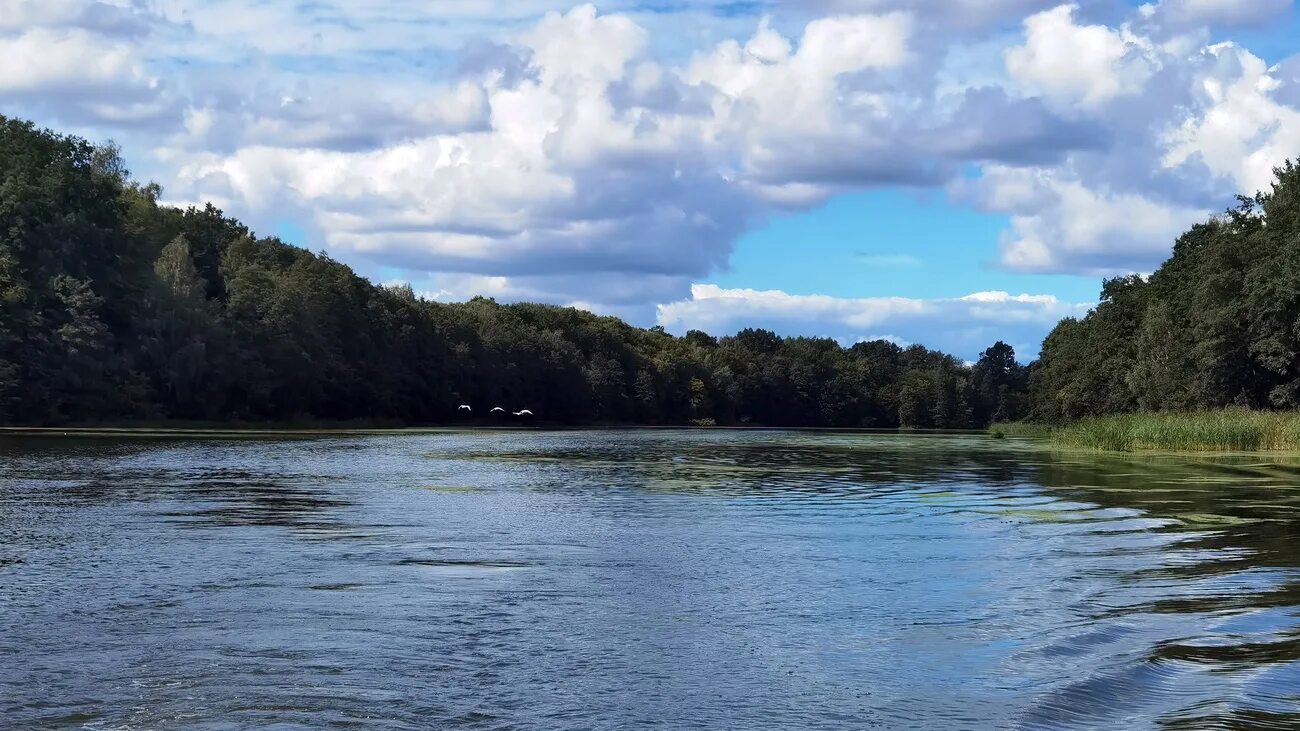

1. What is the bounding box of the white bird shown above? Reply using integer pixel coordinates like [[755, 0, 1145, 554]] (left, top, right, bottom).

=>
[[513, 409, 533, 417], [457, 404, 472, 412], [490, 407, 506, 414]]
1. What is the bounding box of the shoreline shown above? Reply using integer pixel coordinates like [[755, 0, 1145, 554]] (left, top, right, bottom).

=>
[[10, 423, 1300, 459], [0, 424, 1001, 438], [992, 411, 1300, 455]]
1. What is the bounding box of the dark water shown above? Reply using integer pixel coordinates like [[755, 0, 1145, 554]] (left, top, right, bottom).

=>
[[2, 431, 1299, 730]]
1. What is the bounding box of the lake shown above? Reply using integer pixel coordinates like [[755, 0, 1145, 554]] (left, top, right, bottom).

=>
[[2, 430, 1298, 729]]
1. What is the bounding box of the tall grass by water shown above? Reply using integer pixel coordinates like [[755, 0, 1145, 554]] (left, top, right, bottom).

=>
[[988, 422, 1054, 438], [1053, 410, 1300, 452]]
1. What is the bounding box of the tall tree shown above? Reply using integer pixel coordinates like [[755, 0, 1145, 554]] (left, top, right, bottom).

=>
[[0, 115, 1032, 429]]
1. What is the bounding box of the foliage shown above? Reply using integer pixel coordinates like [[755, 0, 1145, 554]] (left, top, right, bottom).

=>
[[0, 117, 1023, 428], [1030, 161, 1300, 425], [988, 421, 1053, 438], [1053, 410, 1300, 452]]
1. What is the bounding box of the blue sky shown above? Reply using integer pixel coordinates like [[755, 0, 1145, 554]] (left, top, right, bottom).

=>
[[708, 189, 1103, 304], [3, 0, 1300, 359]]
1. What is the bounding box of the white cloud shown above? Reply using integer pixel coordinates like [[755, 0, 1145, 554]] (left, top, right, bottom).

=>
[[4, 0, 1300, 332], [387, 269, 690, 329], [1141, 0, 1293, 28], [950, 7, 1300, 275], [1005, 4, 1157, 109], [963, 165, 1209, 273], [135, 0, 772, 63], [162, 5, 921, 307], [778, 0, 1058, 29], [0, 27, 152, 95], [177, 80, 492, 153], [0, 0, 87, 31], [656, 283, 1088, 357], [1163, 43, 1300, 195], [521, 5, 648, 87], [683, 11, 915, 194], [0, 9, 169, 128], [0, 0, 154, 35]]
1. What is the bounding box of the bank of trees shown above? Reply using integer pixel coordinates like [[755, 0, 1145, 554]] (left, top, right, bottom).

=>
[[0, 117, 1026, 428], [1030, 162, 1300, 423]]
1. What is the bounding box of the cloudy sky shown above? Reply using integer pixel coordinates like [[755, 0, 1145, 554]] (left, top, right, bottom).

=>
[[5, 0, 1300, 358]]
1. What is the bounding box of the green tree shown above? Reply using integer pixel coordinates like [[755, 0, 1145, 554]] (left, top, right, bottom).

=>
[[0, 115, 1040, 429], [972, 341, 1026, 423]]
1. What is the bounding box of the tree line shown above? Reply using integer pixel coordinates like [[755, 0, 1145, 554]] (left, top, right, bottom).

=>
[[1029, 161, 1300, 423], [0, 117, 1028, 428]]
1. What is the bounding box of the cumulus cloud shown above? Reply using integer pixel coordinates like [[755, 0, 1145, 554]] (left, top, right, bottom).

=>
[[1141, 0, 1293, 28], [929, 86, 1107, 164], [1005, 4, 1158, 109], [952, 4, 1300, 273], [0, 1, 172, 127], [656, 284, 1090, 357], [169, 80, 491, 155], [3, 0, 1300, 352], [162, 5, 925, 306], [1163, 43, 1300, 195], [683, 12, 921, 194], [777, 0, 1060, 29], [0, 0, 156, 36], [961, 165, 1209, 273], [156, 2, 1171, 306], [0, 28, 153, 96]]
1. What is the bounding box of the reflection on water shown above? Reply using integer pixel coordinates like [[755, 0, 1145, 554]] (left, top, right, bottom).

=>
[[1, 431, 1298, 729]]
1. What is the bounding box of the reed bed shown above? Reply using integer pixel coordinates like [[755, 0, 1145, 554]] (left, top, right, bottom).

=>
[[988, 421, 1054, 438], [1052, 410, 1300, 452]]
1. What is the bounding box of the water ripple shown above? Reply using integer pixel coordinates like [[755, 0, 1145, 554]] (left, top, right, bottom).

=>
[[1, 431, 1298, 729]]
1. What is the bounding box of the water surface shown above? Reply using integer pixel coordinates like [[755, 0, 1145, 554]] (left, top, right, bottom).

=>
[[2, 431, 1298, 729]]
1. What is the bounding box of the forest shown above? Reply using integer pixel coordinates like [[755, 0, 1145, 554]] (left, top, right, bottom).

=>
[[0, 117, 1027, 428], [15, 115, 1300, 431], [1028, 161, 1300, 424]]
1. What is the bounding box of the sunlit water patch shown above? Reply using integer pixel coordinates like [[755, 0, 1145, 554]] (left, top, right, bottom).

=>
[[2, 431, 1298, 729]]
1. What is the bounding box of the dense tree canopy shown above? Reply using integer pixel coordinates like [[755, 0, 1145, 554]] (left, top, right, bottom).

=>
[[0, 117, 1023, 428], [1030, 162, 1300, 423]]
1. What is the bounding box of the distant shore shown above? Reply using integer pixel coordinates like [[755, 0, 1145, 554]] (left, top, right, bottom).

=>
[[0, 423, 996, 438]]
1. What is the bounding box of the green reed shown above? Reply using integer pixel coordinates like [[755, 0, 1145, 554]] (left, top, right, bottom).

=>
[[988, 421, 1054, 438], [1052, 410, 1300, 452]]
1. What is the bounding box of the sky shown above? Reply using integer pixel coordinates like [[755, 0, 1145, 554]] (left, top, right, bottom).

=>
[[4, 0, 1300, 359]]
